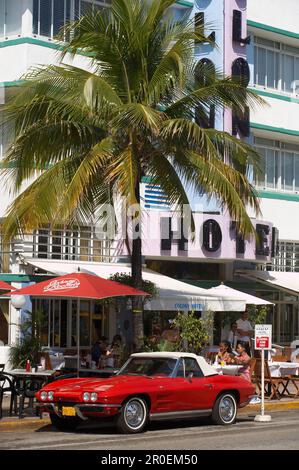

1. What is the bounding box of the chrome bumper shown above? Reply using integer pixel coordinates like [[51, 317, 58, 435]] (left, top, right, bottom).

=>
[[36, 402, 121, 421]]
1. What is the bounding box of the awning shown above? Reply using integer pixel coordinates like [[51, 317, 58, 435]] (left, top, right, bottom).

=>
[[206, 283, 273, 305], [237, 270, 299, 296], [24, 259, 246, 311]]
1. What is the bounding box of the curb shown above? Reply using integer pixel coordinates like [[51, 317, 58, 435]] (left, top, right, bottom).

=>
[[239, 400, 299, 413], [0, 417, 50, 430]]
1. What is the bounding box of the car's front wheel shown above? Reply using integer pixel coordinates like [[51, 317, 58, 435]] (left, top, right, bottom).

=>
[[211, 393, 237, 425], [116, 397, 148, 434], [50, 413, 81, 432]]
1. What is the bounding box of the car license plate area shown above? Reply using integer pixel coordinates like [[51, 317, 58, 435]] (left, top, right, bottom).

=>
[[62, 406, 76, 417]]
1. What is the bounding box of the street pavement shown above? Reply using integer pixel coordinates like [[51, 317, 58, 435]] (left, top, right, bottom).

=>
[[0, 410, 298, 450]]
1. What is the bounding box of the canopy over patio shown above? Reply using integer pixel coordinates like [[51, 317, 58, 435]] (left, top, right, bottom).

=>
[[24, 259, 247, 312], [237, 269, 299, 296], [207, 283, 273, 306]]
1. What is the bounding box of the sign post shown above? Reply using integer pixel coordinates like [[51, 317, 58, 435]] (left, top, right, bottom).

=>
[[254, 324, 272, 423]]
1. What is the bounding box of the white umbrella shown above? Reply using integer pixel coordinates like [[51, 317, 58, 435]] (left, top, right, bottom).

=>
[[207, 283, 273, 306]]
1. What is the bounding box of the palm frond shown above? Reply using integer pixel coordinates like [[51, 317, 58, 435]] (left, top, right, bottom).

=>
[[1, 0, 263, 243]]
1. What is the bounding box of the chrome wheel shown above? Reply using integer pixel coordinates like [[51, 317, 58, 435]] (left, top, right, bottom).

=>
[[219, 395, 236, 424], [123, 398, 147, 431]]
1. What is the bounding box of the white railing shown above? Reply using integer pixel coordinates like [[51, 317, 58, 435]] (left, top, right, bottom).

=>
[[8, 229, 127, 264]]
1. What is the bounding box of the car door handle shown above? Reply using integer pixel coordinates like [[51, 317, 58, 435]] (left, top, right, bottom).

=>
[[204, 384, 214, 389]]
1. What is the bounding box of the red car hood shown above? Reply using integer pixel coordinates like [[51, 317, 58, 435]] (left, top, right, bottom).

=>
[[43, 375, 153, 394]]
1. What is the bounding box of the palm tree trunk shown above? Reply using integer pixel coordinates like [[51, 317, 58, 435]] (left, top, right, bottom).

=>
[[131, 158, 144, 352]]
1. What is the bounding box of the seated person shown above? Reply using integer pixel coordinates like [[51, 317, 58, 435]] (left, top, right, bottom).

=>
[[91, 337, 108, 367], [230, 341, 251, 382], [105, 335, 122, 369], [291, 348, 299, 363], [215, 341, 234, 365], [161, 328, 179, 343]]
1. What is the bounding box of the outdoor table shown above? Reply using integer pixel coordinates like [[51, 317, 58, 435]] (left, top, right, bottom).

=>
[[9, 369, 56, 418], [269, 361, 299, 378], [212, 364, 243, 376]]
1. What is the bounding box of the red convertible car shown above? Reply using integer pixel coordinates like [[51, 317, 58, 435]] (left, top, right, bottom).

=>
[[36, 352, 255, 433]]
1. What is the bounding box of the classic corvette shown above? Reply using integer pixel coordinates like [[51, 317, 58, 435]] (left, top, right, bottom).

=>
[[36, 352, 255, 433]]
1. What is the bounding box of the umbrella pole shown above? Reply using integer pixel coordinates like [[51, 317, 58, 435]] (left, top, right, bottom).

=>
[[77, 298, 80, 377]]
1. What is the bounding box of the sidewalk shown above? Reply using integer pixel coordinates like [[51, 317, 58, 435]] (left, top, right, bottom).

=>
[[239, 397, 299, 413], [0, 395, 50, 429], [0, 394, 299, 431]]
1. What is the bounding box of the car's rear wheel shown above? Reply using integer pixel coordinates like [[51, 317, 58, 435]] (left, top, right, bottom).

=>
[[211, 393, 237, 425], [116, 397, 148, 434], [50, 413, 81, 432]]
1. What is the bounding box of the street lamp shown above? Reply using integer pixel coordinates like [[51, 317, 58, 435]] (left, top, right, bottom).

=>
[[10, 295, 27, 346], [10, 294, 27, 310]]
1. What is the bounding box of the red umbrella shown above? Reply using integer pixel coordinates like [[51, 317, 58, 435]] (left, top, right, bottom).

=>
[[0, 280, 17, 294], [12, 272, 148, 374], [12, 272, 148, 299]]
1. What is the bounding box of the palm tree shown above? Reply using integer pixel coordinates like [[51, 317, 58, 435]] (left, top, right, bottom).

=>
[[1, 0, 263, 349]]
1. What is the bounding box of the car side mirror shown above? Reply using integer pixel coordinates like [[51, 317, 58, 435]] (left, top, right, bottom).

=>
[[187, 372, 193, 382]]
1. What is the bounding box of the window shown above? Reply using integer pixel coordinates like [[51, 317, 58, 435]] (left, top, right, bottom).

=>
[[272, 241, 299, 272], [0, 0, 22, 37], [254, 37, 299, 94], [33, 226, 110, 261], [184, 358, 204, 378], [254, 137, 299, 193], [175, 358, 204, 378], [33, 0, 111, 39], [32, 297, 108, 348]]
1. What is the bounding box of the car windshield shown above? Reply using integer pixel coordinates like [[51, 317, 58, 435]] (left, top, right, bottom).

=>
[[117, 357, 177, 377]]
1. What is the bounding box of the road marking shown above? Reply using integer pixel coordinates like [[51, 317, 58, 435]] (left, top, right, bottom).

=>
[[10, 417, 299, 450]]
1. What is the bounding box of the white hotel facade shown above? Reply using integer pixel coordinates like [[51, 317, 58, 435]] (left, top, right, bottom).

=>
[[0, 0, 299, 363]]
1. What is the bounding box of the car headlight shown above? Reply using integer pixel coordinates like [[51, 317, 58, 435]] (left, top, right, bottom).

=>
[[90, 392, 98, 402], [83, 392, 90, 402], [47, 391, 54, 401], [40, 391, 47, 401]]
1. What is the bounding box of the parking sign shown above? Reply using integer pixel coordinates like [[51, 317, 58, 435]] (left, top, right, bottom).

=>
[[255, 324, 272, 350]]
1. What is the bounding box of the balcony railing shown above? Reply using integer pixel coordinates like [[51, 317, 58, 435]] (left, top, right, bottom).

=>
[[4, 228, 128, 264]]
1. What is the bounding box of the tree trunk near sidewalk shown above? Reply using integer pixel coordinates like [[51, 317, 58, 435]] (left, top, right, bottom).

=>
[[130, 159, 144, 352]]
